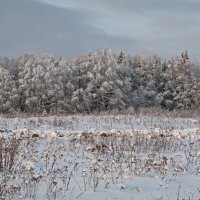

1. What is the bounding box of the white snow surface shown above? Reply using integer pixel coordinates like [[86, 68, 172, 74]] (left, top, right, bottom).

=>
[[0, 114, 199, 133], [0, 114, 199, 200]]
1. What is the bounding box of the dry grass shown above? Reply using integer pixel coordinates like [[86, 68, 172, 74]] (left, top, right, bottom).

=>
[[1, 107, 200, 119], [0, 124, 199, 199]]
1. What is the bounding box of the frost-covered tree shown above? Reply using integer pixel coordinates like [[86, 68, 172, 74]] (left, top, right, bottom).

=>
[[156, 52, 194, 110], [15, 53, 37, 112], [0, 50, 200, 114], [85, 49, 125, 112], [0, 58, 19, 113], [36, 54, 64, 113], [117, 51, 125, 65], [69, 53, 95, 112]]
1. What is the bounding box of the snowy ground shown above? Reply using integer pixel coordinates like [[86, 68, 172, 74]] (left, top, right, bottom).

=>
[[0, 115, 199, 200], [0, 114, 199, 132]]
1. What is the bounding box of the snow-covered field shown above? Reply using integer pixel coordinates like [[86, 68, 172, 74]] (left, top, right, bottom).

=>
[[0, 115, 199, 200], [0, 114, 199, 132]]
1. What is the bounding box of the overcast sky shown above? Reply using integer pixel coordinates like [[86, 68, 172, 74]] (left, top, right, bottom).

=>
[[1, 0, 200, 59]]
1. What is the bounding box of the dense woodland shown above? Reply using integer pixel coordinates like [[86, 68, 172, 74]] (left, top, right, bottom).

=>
[[0, 49, 200, 114]]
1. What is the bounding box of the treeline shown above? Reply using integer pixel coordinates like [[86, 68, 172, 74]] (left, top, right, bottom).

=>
[[0, 49, 200, 114]]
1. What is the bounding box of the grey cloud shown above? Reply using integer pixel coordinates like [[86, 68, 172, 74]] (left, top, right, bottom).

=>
[[1, 0, 200, 59], [0, 0, 139, 58], [80, 0, 200, 13], [144, 33, 200, 60], [152, 15, 200, 32]]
